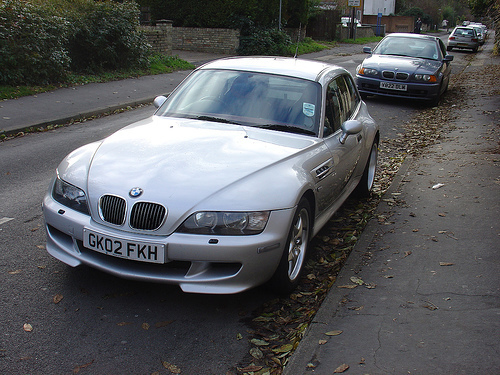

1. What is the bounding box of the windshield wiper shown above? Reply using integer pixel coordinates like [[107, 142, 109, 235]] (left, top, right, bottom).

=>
[[256, 124, 316, 136], [194, 115, 241, 125]]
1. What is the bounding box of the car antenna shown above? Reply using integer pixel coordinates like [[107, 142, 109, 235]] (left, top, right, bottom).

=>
[[294, 23, 302, 59]]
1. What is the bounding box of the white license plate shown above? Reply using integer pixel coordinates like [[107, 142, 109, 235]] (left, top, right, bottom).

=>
[[380, 82, 407, 91], [83, 229, 165, 263]]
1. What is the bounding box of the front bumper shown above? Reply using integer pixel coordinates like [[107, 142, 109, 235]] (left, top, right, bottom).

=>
[[356, 75, 440, 102], [42, 194, 293, 294]]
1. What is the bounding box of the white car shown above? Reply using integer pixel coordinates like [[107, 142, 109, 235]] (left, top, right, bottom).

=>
[[43, 57, 379, 294]]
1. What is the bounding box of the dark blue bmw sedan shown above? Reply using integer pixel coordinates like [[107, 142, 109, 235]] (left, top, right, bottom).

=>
[[356, 33, 453, 106]]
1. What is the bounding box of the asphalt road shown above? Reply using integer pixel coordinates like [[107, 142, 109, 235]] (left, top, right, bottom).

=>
[[0, 38, 473, 374]]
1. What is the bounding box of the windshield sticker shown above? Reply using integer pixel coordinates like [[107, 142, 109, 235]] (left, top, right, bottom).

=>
[[303, 103, 315, 117]]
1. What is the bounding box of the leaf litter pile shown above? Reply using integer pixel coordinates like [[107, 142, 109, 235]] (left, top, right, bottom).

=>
[[231, 58, 499, 375]]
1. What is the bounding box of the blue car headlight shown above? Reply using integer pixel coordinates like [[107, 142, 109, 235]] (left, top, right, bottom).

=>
[[358, 67, 378, 76], [414, 74, 437, 82], [178, 211, 270, 235], [52, 176, 90, 215]]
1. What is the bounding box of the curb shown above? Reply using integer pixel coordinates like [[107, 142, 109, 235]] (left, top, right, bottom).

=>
[[1, 96, 158, 138]]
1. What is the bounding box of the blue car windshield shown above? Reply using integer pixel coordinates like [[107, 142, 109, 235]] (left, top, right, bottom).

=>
[[156, 69, 322, 137], [374, 37, 440, 60]]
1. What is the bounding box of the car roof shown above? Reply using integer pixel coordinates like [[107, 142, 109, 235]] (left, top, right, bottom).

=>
[[382, 33, 439, 41], [453, 26, 476, 30], [197, 56, 347, 82]]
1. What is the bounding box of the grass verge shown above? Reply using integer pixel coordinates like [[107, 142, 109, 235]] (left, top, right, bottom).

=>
[[0, 54, 194, 100]]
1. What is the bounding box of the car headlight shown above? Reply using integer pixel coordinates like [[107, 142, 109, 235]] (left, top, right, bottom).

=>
[[52, 176, 90, 215], [178, 211, 270, 235], [414, 74, 437, 82], [358, 67, 378, 76]]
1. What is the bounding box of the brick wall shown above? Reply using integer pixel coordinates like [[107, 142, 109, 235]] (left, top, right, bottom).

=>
[[172, 27, 240, 54], [140, 20, 173, 55], [140, 21, 240, 55]]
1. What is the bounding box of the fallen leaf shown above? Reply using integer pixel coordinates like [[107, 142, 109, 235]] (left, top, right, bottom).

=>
[[423, 301, 438, 310], [350, 276, 364, 285], [8, 270, 22, 275], [250, 347, 264, 359], [141, 323, 150, 330], [337, 284, 357, 289], [53, 294, 63, 304], [318, 339, 327, 345], [325, 330, 343, 336], [23, 323, 33, 332], [272, 344, 293, 353], [432, 183, 445, 190], [251, 338, 269, 346], [438, 212, 447, 217], [73, 360, 94, 374], [236, 333, 243, 340], [439, 262, 454, 266], [155, 320, 173, 328], [238, 364, 263, 372], [117, 322, 132, 326], [333, 363, 349, 373], [162, 361, 181, 374]]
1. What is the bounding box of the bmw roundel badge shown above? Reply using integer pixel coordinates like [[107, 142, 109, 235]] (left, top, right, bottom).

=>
[[129, 187, 143, 198]]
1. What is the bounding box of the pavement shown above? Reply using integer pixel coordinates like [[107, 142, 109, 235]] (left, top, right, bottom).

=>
[[1, 38, 499, 374], [284, 39, 500, 374]]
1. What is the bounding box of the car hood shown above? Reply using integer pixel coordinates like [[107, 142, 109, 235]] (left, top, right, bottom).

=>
[[79, 116, 317, 233], [363, 54, 442, 74]]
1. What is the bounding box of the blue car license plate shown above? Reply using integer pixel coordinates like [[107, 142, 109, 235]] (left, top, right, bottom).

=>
[[380, 82, 407, 91], [83, 229, 166, 263]]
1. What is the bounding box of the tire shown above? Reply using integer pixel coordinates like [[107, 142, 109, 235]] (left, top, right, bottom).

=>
[[360, 93, 369, 100], [269, 198, 311, 294], [447, 46, 453, 51], [354, 140, 378, 197]]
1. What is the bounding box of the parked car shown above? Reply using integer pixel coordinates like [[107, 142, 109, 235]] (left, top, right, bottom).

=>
[[447, 26, 480, 52], [42, 57, 379, 294], [469, 24, 485, 45], [356, 33, 453, 106]]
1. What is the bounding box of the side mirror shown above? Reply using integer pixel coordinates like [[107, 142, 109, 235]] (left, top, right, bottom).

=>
[[444, 55, 454, 62], [153, 95, 167, 109], [339, 120, 363, 144], [363, 46, 372, 54]]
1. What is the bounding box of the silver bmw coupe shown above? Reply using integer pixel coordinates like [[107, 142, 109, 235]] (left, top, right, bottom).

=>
[[43, 57, 379, 294]]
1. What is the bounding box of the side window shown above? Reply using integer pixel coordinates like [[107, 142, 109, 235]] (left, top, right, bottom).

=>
[[342, 75, 360, 116], [324, 80, 342, 136], [438, 39, 447, 56], [324, 75, 360, 137]]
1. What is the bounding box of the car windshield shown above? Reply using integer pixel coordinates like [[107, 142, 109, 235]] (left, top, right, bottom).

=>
[[373, 36, 440, 60], [156, 69, 321, 137]]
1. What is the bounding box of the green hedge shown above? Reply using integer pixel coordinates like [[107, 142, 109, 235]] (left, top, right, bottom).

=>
[[0, 0, 150, 85], [66, 1, 149, 73], [0, 0, 71, 85]]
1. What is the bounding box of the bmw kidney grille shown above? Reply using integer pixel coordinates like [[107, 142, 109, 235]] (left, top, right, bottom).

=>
[[99, 195, 166, 230]]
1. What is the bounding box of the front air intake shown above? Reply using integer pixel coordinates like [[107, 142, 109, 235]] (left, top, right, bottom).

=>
[[130, 202, 166, 230]]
